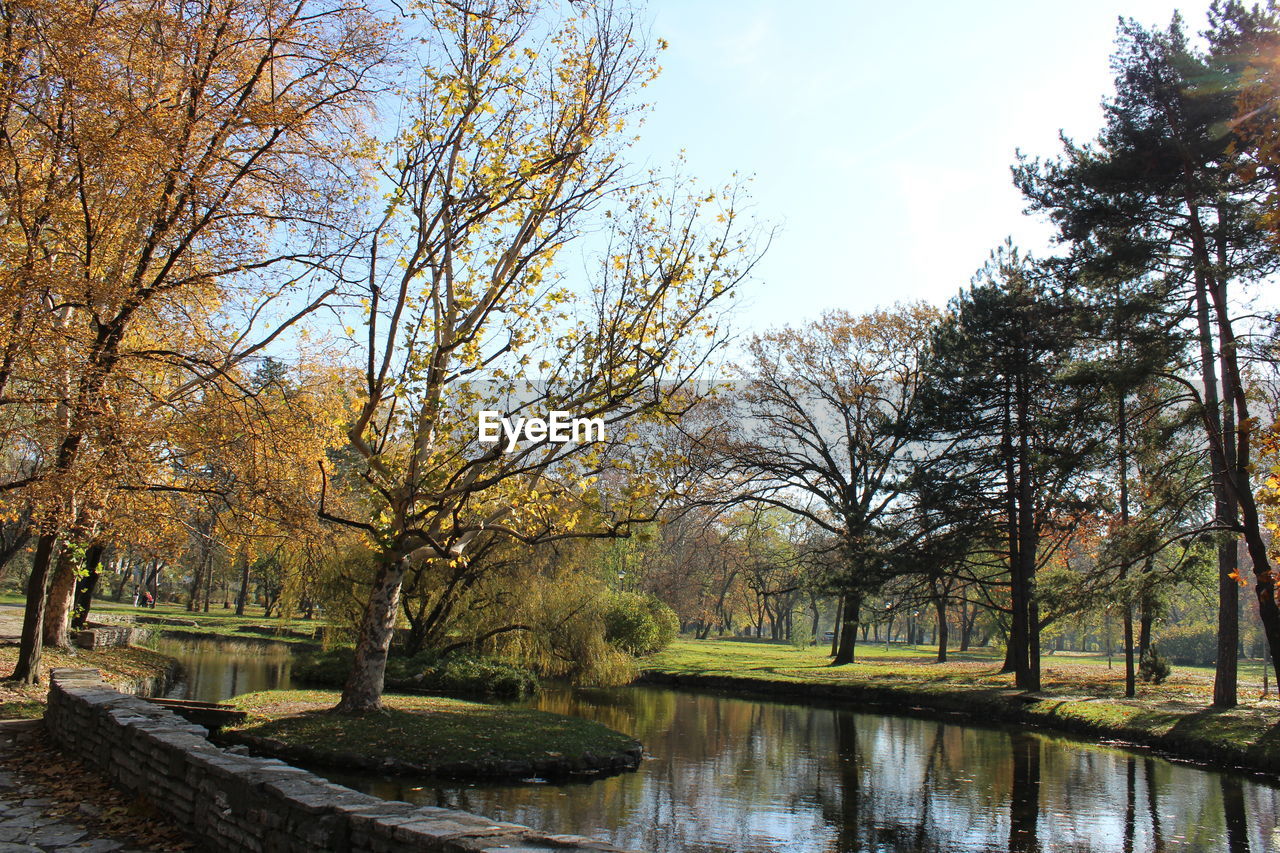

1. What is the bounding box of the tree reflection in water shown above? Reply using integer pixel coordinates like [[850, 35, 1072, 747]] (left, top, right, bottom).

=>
[[309, 685, 1280, 853], [1222, 773, 1250, 853], [1008, 733, 1040, 853]]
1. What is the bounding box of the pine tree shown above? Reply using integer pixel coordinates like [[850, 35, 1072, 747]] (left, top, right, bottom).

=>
[[1014, 4, 1280, 704], [920, 246, 1102, 691]]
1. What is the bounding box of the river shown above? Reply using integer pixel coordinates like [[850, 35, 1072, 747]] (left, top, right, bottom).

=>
[[154, 637, 1280, 852]]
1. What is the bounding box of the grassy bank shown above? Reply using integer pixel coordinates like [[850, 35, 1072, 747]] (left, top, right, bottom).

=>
[[222, 689, 642, 780], [85, 600, 335, 647], [0, 645, 177, 719], [644, 639, 1280, 775], [0, 593, 337, 647]]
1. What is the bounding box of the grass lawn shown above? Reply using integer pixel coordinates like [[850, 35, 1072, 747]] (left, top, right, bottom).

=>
[[0, 644, 176, 719], [645, 637, 1280, 773], [224, 689, 641, 778], [89, 599, 334, 646], [650, 637, 1271, 703]]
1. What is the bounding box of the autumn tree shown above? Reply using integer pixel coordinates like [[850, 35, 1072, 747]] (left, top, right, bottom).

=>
[[0, 0, 386, 682], [324, 0, 757, 712], [709, 304, 946, 665]]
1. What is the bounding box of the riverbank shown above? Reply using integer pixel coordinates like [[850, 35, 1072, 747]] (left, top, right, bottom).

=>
[[0, 644, 178, 718], [221, 689, 644, 781], [87, 600, 333, 647], [643, 639, 1280, 776]]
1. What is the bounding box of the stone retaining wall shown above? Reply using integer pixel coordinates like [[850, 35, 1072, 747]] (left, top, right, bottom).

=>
[[46, 669, 629, 853], [75, 624, 150, 650]]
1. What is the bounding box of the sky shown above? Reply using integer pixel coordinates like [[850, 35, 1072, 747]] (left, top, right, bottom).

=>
[[631, 0, 1218, 335]]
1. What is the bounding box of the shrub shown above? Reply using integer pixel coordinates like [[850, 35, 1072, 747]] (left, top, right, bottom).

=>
[[1138, 649, 1171, 684], [294, 648, 538, 699], [1156, 624, 1218, 667], [396, 653, 539, 699], [603, 592, 680, 656], [292, 648, 350, 687]]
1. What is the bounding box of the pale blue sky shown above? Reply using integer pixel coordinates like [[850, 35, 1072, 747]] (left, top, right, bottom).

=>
[[634, 0, 1215, 333]]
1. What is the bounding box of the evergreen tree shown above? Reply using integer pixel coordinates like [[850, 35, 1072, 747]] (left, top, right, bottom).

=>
[[921, 246, 1103, 690], [1014, 3, 1280, 704]]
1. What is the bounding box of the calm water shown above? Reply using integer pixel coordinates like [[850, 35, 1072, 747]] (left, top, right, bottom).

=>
[[329, 689, 1280, 852], [154, 635, 295, 701], [159, 639, 1280, 852]]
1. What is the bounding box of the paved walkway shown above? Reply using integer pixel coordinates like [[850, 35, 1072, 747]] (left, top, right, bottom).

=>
[[0, 604, 23, 643], [0, 769, 141, 852], [0, 723, 180, 853]]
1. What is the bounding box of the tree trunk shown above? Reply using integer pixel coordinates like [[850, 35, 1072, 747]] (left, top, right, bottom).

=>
[[1118, 392, 1135, 699], [1124, 605, 1135, 698], [110, 555, 132, 601], [144, 560, 161, 604], [1200, 205, 1280, 692], [10, 533, 57, 683], [1182, 204, 1236, 707], [934, 594, 948, 663], [1137, 557, 1155, 662], [335, 554, 407, 713], [235, 549, 251, 616], [187, 550, 206, 612], [70, 543, 104, 630], [1002, 390, 1026, 682], [43, 544, 79, 648], [1214, 386, 1240, 708], [1001, 626, 1017, 674], [832, 592, 860, 665], [1015, 379, 1040, 691], [829, 596, 842, 656], [809, 592, 821, 646]]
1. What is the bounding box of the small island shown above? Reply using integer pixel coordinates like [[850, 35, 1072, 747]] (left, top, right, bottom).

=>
[[222, 689, 643, 781]]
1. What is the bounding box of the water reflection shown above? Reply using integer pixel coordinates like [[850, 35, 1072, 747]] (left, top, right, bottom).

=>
[[153, 636, 294, 702], [324, 687, 1280, 853]]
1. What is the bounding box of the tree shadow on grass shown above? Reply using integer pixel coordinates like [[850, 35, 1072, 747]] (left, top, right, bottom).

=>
[[1144, 705, 1280, 766]]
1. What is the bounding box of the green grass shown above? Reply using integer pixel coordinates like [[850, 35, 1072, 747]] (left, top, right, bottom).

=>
[[0, 700, 43, 719], [224, 689, 639, 773], [86, 600, 336, 646], [0, 644, 176, 719], [649, 638, 1261, 698], [645, 637, 1280, 773]]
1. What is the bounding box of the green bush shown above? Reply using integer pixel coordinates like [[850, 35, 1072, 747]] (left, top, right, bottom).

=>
[[1138, 648, 1171, 684], [603, 592, 679, 657], [294, 648, 538, 699], [1156, 625, 1218, 667]]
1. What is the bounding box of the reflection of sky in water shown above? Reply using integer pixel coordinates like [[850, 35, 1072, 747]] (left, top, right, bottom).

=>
[[326, 687, 1280, 853], [153, 640, 1280, 853]]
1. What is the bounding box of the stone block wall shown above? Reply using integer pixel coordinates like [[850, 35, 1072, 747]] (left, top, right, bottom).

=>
[[45, 668, 629, 853], [75, 624, 148, 650]]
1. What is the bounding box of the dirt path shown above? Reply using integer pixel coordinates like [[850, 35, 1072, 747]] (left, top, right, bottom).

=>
[[0, 603, 23, 644]]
